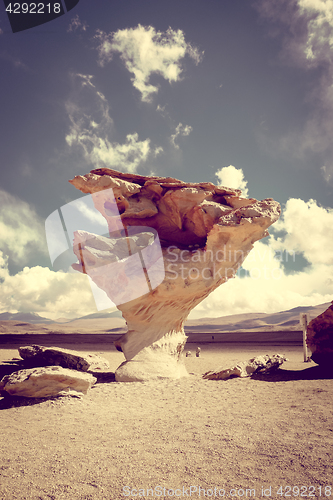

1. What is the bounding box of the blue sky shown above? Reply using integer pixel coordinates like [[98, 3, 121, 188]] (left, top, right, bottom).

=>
[[0, 0, 332, 319]]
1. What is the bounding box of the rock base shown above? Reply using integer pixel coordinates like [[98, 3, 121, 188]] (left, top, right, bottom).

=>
[[115, 349, 188, 382]]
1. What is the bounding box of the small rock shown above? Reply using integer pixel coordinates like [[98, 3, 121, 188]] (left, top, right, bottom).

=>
[[0, 366, 97, 397], [196, 347, 201, 357], [202, 354, 287, 380], [185, 351, 192, 357]]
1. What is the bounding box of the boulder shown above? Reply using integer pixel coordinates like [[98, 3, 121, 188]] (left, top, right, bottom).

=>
[[0, 366, 96, 397], [18, 345, 109, 372], [202, 354, 287, 380], [307, 302, 333, 368]]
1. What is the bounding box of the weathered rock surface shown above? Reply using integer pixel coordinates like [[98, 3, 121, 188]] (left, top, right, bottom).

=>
[[0, 366, 96, 397], [69, 169, 281, 369], [307, 302, 333, 368], [18, 345, 109, 372], [202, 354, 287, 380]]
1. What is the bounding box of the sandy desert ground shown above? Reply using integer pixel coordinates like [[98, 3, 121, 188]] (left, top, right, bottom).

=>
[[1, 339, 332, 500]]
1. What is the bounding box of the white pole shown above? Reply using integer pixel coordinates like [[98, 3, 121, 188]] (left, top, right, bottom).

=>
[[300, 313, 309, 362]]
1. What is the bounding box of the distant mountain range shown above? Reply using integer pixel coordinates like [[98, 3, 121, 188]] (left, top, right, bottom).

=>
[[185, 302, 330, 332], [0, 302, 330, 334], [0, 309, 123, 324], [0, 312, 54, 324], [70, 310, 123, 321]]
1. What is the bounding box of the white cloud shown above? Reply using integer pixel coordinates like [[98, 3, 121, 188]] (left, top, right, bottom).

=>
[[84, 132, 153, 173], [66, 73, 162, 173], [67, 14, 88, 33], [75, 73, 95, 88], [0, 51, 28, 70], [255, 0, 333, 185], [215, 165, 249, 197], [0, 252, 98, 319], [94, 25, 203, 102], [270, 197, 333, 265], [321, 164, 333, 183], [190, 185, 333, 318], [190, 256, 332, 318], [0, 189, 47, 264], [170, 123, 193, 149], [298, 0, 333, 63]]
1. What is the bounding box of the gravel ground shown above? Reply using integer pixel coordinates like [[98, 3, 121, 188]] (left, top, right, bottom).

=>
[[1, 344, 332, 500]]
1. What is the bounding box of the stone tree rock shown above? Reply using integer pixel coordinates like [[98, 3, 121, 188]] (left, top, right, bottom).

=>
[[0, 366, 96, 397], [307, 302, 333, 369], [68, 169, 280, 379]]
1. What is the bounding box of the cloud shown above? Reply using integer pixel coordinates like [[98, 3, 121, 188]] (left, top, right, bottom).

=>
[[170, 123, 193, 149], [66, 73, 162, 173], [269, 197, 333, 265], [190, 166, 333, 318], [0, 252, 99, 319], [0, 51, 29, 70], [321, 164, 333, 183], [254, 0, 333, 186], [67, 14, 88, 33], [94, 25, 203, 102], [0, 189, 47, 265], [190, 254, 332, 319], [215, 165, 249, 197], [298, 0, 333, 63], [255, 0, 333, 66]]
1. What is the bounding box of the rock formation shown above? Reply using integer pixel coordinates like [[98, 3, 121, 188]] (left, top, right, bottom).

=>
[[202, 354, 287, 380], [69, 168, 281, 378], [307, 302, 333, 369], [0, 346, 114, 398], [18, 345, 109, 372], [0, 366, 96, 398]]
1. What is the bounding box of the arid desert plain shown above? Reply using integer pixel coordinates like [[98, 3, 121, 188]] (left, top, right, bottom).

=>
[[0, 305, 332, 500]]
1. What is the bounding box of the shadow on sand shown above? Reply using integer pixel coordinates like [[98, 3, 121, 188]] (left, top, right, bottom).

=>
[[0, 371, 116, 410], [252, 365, 333, 382], [0, 393, 77, 410]]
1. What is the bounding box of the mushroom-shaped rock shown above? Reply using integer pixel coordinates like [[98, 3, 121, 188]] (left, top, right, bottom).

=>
[[307, 301, 333, 369], [69, 168, 281, 379]]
